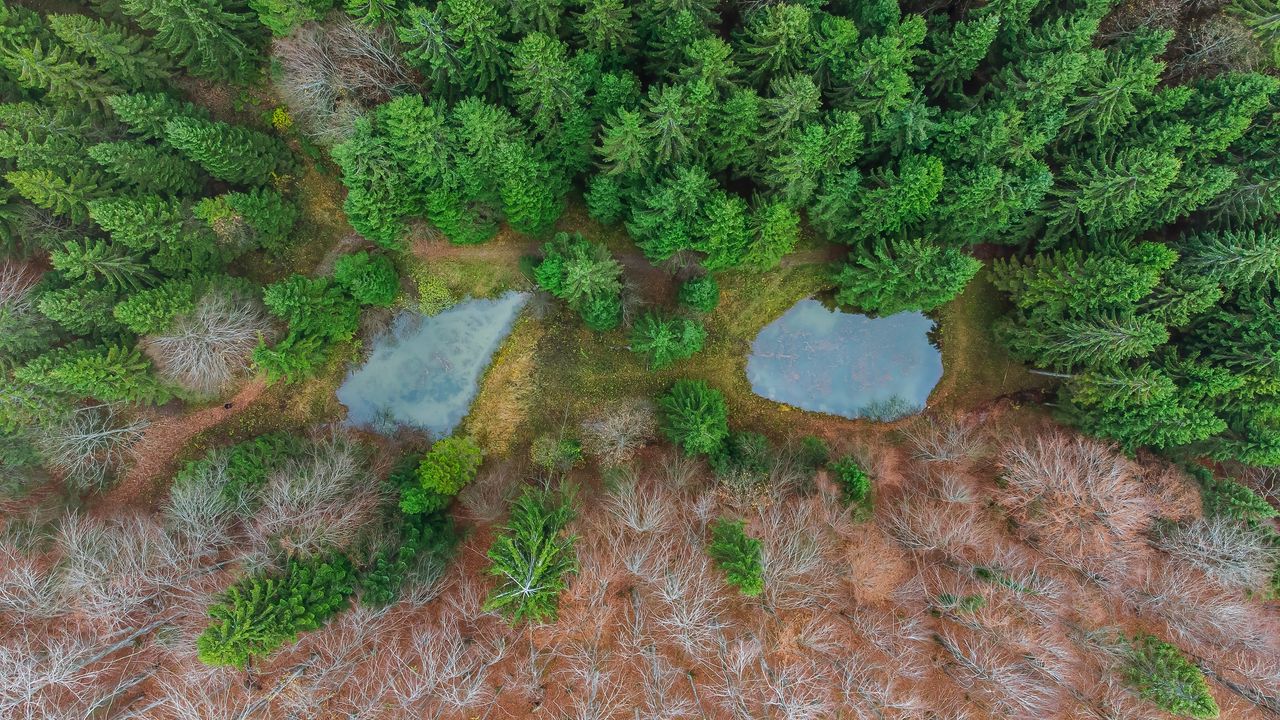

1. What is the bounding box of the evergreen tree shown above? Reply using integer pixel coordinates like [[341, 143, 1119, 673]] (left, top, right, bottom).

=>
[[107, 92, 208, 142], [0, 38, 123, 106], [707, 518, 763, 596], [401, 436, 483, 513], [119, 0, 262, 81], [735, 3, 814, 87], [194, 189, 298, 253], [36, 286, 121, 336], [574, 0, 635, 62], [438, 0, 508, 99], [334, 251, 398, 307], [1179, 229, 1280, 291], [88, 140, 201, 195], [113, 278, 196, 334], [1124, 635, 1219, 719], [261, 275, 359, 341], [16, 343, 171, 405], [164, 117, 287, 185], [250, 0, 334, 35], [483, 486, 578, 624], [50, 238, 154, 291], [834, 237, 981, 314], [46, 13, 169, 89], [923, 15, 999, 94], [658, 379, 729, 456], [679, 274, 719, 313], [5, 169, 100, 222], [631, 312, 706, 369]]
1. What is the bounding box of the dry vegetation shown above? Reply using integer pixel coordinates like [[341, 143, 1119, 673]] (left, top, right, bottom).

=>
[[3, 411, 1278, 719]]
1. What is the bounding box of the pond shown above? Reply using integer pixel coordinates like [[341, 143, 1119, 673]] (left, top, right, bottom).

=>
[[746, 299, 943, 421], [336, 291, 529, 437]]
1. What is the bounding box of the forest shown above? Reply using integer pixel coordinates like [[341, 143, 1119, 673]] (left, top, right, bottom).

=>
[[0, 0, 1279, 718]]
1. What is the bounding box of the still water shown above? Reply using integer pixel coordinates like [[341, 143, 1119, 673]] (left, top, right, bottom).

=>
[[337, 292, 529, 437], [746, 299, 943, 421]]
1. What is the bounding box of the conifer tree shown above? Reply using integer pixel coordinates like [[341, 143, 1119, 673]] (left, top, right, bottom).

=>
[[250, 0, 334, 36], [46, 14, 169, 89], [573, 0, 635, 62], [16, 343, 171, 405], [194, 189, 298, 253], [923, 15, 999, 94], [483, 486, 578, 624], [5, 169, 100, 222], [707, 518, 763, 596], [834, 237, 980, 314], [735, 3, 814, 87], [658, 379, 729, 456], [88, 140, 201, 195], [107, 92, 208, 142], [50, 238, 154, 291], [631, 312, 706, 369], [119, 0, 262, 81], [36, 286, 121, 336], [112, 278, 196, 334], [0, 38, 122, 106], [164, 116, 287, 185]]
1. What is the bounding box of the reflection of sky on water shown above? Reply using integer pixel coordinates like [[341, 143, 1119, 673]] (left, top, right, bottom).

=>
[[746, 300, 942, 421], [336, 292, 529, 438]]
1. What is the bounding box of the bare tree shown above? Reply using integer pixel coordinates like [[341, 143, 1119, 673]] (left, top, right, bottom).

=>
[[0, 542, 68, 620], [161, 455, 244, 560], [656, 549, 724, 657], [900, 416, 985, 463], [1151, 515, 1280, 593], [756, 500, 837, 612], [457, 460, 519, 523], [143, 286, 275, 397], [273, 17, 414, 144], [250, 436, 382, 556], [1129, 565, 1278, 654], [935, 626, 1062, 718], [763, 656, 835, 720], [556, 632, 627, 720], [997, 433, 1154, 577], [605, 468, 676, 535], [581, 399, 658, 468], [33, 405, 148, 492]]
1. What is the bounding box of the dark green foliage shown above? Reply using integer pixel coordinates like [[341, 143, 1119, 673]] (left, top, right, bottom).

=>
[[107, 92, 209, 142], [16, 343, 170, 405], [830, 456, 871, 508], [112, 278, 196, 334], [630, 312, 706, 369], [35, 286, 121, 336], [1199, 473, 1279, 525], [194, 189, 298, 254], [360, 509, 458, 606], [707, 518, 763, 596], [658, 379, 729, 456], [119, 0, 263, 81], [251, 0, 334, 35], [46, 14, 169, 89], [678, 274, 719, 313], [1124, 635, 1219, 719], [483, 485, 577, 624], [796, 435, 830, 470], [164, 117, 287, 185], [334, 251, 399, 307], [262, 275, 359, 342], [400, 436, 482, 514], [50, 238, 153, 291], [533, 231, 624, 331], [710, 430, 771, 493], [4, 169, 99, 223], [835, 237, 980, 314], [196, 554, 356, 667], [88, 141, 201, 195], [175, 432, 299, 504]]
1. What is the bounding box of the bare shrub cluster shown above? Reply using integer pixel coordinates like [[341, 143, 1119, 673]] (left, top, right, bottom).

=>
[[273, 17, 415, 144], [143, 285, 275, 397], [580, 399, 658, 468], [33, 404, 148, 492]]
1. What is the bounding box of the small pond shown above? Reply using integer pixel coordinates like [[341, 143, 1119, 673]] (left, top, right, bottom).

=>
[[336, 291, 529, 437], [746, 299, 943, 421]]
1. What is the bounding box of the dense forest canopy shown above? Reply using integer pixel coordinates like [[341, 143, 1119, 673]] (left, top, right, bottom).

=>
[[1, 0, 1280, 719]]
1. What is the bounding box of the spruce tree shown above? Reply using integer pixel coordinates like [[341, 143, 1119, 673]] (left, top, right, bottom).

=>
[[5, 169, 99, 222], [0, 38, 122, 106], [88, 141, 201, 195], [119, 0, 262, 81], [164, 116, 286, 185], [46, 14, 169, 89], [107, 92, 208, 141], [483, 486, 578, 624], [49, 238, 154, 291]]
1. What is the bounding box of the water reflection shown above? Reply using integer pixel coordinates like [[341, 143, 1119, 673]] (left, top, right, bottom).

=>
[[337, 292, 529, 437], [746, 299, 942, 421]]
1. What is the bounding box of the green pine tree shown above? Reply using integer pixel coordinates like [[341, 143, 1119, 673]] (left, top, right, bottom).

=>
[[164, 116, 287, 185]]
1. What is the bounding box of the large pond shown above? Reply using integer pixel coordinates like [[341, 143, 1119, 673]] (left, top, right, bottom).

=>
[[746, 299, 943, 421], [336, 292, 529, 437]]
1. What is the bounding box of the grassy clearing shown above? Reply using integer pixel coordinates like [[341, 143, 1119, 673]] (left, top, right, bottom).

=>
[[930, 265, 1054, 410]]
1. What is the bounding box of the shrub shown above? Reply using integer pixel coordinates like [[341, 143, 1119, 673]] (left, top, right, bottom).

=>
[[484, 486, 578, 624], [1124, 635, 1219, 719], [1200, 472, 1278, 524], [530, 434, 583, 474], [334, 251, 399, 307], [679, 275, 720, 313], [658, 379, 730, 456], [196, 553, 356, 668], [400, 436, 483, 514], [174, 432, 299, 506], [534, 232, 624, 331], [580, 400, 658, 468], [711, 430, 772, 495], [830, 456, 871, 508], [413, 270, 455, 316], [797, 435, 830, 470], [360, 509, 458, 607], [708, 518, 764, 596], [630, 312, 707, 369]]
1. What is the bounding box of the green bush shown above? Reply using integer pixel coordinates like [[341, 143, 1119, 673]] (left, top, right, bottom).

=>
[[678, 275, 720, 313], [630, 312, 706, 369], [334, 251, 399, 307], [797, 435, 830, 470], [360, 510, 458, 607], [400, 436, 483, 513], [830, 457, 871, 508], [1201, 473, 1278, 524], [196, 553, 356, 668], [484, 486, 578, 624], [414, 271, 455, 316], [112, 279, 196, 334], [707, 518, 763, 597], [530, 434, 583, 473], [1124, 635, 1219, 719], [533, 232, 624, 332], [658, 379, 730, 456], [711, 430, 772, 494], [174, 432, 299, 505]]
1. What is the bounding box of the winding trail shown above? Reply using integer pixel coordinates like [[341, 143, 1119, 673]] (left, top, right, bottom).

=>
[[98, 378, 268, 513]]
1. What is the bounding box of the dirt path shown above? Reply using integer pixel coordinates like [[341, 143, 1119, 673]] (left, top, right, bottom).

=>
[[98, 378, 268, 513]]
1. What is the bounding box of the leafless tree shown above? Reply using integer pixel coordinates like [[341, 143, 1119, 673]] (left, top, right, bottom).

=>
[[250, 437, 382, 556], [834, 660, 931, 720], [605, 468, 676, 535], [900, 416, 984, 463], [56, 512, 188, 627], [756, 500, 836, 612], [556, 632, 627, 720], [1151, 515, 1280, 593], [388, 618, 509, 718], [1168, 15, 1263, 79], [143, 286, 275, 397], [1129, 564, 1278, 653], [458, 460, 519, 523], [581, 399, 658, 468], [656, 549, 724, 657], [161, 455, 244, 560], [273, 17, 414, 144], [0, 542, 68, 619], [708, 633, 767, 720], [660, 450, 702, 490], [997, 433, 1153, 577], [764, 656, 835, 720], [935, 626, 1062, 718], [33, 405, 148, 492]]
